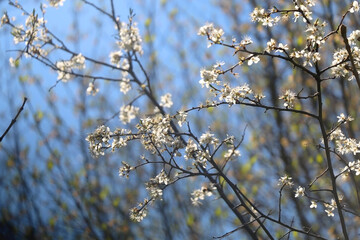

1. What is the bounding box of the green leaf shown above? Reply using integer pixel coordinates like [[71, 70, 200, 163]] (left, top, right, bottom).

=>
[[316, 154, 323, 163], [35, 110, 44, 122], [215, 207, 222, 217], [112, 197, 120, 207], [100, 186, 110, 200], [186, 213, 194, 226], [47, 160, 54, 171], [49, 217, 56, 227], [19, 75, 28, 82], [145, 18, 151, 27]]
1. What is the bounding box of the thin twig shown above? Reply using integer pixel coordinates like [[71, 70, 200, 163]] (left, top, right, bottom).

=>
[[0, 97, 27, 142]]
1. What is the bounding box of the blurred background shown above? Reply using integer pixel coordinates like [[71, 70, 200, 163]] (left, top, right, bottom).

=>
[[1, 0, 360, 239]]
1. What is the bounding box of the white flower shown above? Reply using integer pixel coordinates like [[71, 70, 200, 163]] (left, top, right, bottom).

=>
[[119, 105, 139, 124], [109, 51, 122, 67], [86, 82, 99, 96], [118, 161, 134, 178], [199, 132, 219, 146], [145, 170, 170, 200], [324, 199, 337, 217], [85, 125, 112, 158], [185, 139, 198, 160], [265, 39, 276, 52], [250, 7, 280, 27], [130, 199, 149, 222], [350, 1, 360, 13], [224, 149, 241, 160], [295, 186, 305, 198], [47, 0, 65, 8], [278, 175, 294, 187], [248, 56, 260, 66], [9, 57, 16, 67], [310, 201, 317, 208], [1, 13, 9, 26], [240, 36, 253, 46], [160, 93, 173, 108], [177, 111, 188, 127], [198, 22, 224, 47], [276, 43, 289, 52], [118, 22, 143, 54], [199, 68, 219, 88], [120, 78, 131, 94], [343, 160, 360, 175], [55, 53, 86, 82], [279, 90, 296, 108], [220, 83, 253, 105], [337, 113, 354, 123], [198, 23, 214, 36], [190, 184, 216, 206]]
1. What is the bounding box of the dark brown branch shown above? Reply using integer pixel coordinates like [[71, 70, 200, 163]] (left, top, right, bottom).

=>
[[340, 24, 360, 91], [0, 97, 27, 142]]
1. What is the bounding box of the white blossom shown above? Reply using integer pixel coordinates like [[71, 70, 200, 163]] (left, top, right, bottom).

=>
[[278, 175, 294, 187], [190, 184, 216, 206], [337, 113, 354, 123], [120, 105, 139, 124], [248, 56, 260, 66], [120, 78, 131, 94], [109, 51, 122, 67], [118, 161, 134, 178], [324, 199, 337, 217], [160, 93, 173, 108], [350, 1, 360, 13], [85, 125, 112, 158], [47, 0, 65, 8], [279, 90, 296, 108], [199, 132, 219, 146], [295, 186, 305, 198], [310, 201, 317, 209], [198, 22, 224, 47], [118, 22, 143, 54], [56, 53, 86, 82], [86, 82, 99, 96], [177, 111, 188, 127], [224, 149, 241, 160], [130, 199, 149, 222], [199, 67, 219, 88]]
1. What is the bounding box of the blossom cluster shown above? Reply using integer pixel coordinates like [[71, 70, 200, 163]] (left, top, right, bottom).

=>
[[47, 0, 66, 8], [190, 184, 216, 206], [250, 8, 280, 27], [199, 62, 222, 88], [295, 186, 305, 198], [118, 21, 143, 54], [56, 53, 86, 82], [265, 38, 289, 53], [118, 161, 134, 178], [130, 199, 149, 222], [219, 83, 253, 105], [278, 175, 294, 187], [120, 105, 139, 124], [279, 90, 296, 108], [197, 23, 225, 47], [324, 199, 337, 217], [330, 129, 360, 155], [85, 125, 130, 158], [160, 93, 173, 108], [145, 169, 170, 200], [85, 125, 112, 158], [331, 29, 360, 81]]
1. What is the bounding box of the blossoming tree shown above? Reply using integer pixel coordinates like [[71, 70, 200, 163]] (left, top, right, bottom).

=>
[[2, 0, 360, 239]]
